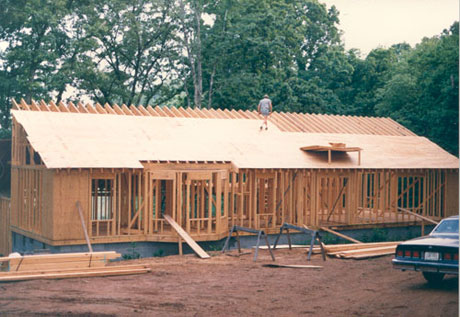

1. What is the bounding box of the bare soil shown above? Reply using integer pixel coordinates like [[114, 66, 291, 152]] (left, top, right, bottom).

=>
[[0, 248, 457, 316]]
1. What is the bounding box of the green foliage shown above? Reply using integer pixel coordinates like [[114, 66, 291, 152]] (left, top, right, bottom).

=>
[[320, 233, 341, 245], [375, 22, 459, 155], [122, 242, 140, 260], [153, 249, 164, 257], [369, 228, 388, 242]]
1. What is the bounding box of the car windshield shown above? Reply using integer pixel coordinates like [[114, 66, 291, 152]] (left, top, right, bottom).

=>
[[432, 219, 459, 234]]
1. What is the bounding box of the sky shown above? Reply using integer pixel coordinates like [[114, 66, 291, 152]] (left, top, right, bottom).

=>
[[321, 0, 459, 56]]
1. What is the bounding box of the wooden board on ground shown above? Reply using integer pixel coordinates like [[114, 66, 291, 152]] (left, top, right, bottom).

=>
[[327, 245, 397, 257], [0, 264, 149, 277], [0, 251, 121, 272], [341, 251, 395, 260], [257, 244, 310, 250], [323, 241, 400, 253], [263, 264, 323, 269], [0, 265, 151, 282], [163, 215, 210, 259]]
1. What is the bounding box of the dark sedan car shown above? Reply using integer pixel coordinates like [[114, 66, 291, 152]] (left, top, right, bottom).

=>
[[392, 215, 459, 283]]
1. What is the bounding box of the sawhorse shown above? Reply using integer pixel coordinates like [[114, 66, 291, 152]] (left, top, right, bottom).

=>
[[273, 223, 326, 261], [222, 226, 275, 262]]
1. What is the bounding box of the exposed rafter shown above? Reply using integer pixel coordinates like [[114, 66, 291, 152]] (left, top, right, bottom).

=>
[[12, 99, 417, 136]]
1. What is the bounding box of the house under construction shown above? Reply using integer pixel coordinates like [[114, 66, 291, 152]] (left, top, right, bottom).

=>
[[0, 99, 458, 256]]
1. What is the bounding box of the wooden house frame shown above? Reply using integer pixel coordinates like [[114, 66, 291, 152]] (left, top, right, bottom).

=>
[[1, 99, 458, 252]]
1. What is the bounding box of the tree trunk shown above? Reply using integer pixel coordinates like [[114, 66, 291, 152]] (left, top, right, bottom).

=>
[[193, 5, 202, 109], [207, 65, 216, 109]]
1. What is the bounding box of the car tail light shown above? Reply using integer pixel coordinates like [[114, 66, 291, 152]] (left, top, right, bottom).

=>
[[454, 253, 459, 261], [444, 253, 452, 260], [412, 250, 420, 258], [397, 250, 403, 257], [404, 250, 411, 257]]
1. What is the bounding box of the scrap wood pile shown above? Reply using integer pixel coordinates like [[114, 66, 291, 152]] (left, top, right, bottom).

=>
[[0, 251, 151, 282]]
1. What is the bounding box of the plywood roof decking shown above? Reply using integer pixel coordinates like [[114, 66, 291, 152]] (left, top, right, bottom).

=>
[[12, 110, 458, 170], [12, 99, 416, 136], [300, 145, 362, 152]]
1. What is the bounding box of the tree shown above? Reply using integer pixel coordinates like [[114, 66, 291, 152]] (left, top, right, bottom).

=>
[[198, 0, 343, 112], [376, 22, 459, 155], [0, 0, 77, 131], [74, 0, 178, 106], [173, 0, 206, 108]]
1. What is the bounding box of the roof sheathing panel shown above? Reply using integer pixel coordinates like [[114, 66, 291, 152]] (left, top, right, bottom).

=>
[[11, 110, 458, 170]]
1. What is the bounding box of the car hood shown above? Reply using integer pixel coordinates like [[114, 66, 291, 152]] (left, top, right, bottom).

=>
[[399, 235, 459, 248]]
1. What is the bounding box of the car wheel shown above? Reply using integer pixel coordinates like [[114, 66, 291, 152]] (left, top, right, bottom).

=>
[[422, 272, 445, 284]]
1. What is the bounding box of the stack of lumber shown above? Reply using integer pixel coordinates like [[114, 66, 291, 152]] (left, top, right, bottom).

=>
[[259, 241, 400, 260], [0, 251, 151, 282], [324, 241, 399, 259]]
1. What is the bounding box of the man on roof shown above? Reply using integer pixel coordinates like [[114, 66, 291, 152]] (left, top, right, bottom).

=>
[[258, 94, 273, 130]]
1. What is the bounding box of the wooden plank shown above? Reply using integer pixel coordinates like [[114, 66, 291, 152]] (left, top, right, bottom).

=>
[[11, 99, 20, 110], [0, 264, 149, 277], [121, 104, 133, 115], [130, 105, 143, 116], [278, 112, 305, 132], [263, 264, 323, 269], [112, 104, 124, 115], [85, 103, 98, 114], [328, 245, 397, 256], [1, 252, 121, 272], [38, 100, 50, 111], [95, 103, 107, 114], [137, 105, 151, 116], [104, 103, 116, 114], [76, 201, 93, 252], [258, 244, 311, 250], [30, 100, 40, 111], [0, 252, 120, 265], [153, 105, 168, 116], [161, 106, 176, 117], [319, 226, 363, 244], [323, 241, 400, 252], [176, 107, 191, 118], [9, 260, 107, 272], [65, 102, 77, 113], [0, 267, 151, 282], [397, 207, 439, 225], [77, 102, 88, 113], [341, 251, 395, 259], [169, 106, 183, 117], [48, 101, 60, 112], [163, 215, 210, 259]]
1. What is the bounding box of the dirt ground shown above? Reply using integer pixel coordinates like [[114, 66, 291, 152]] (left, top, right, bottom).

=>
[[0, 248, 457, 317]]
